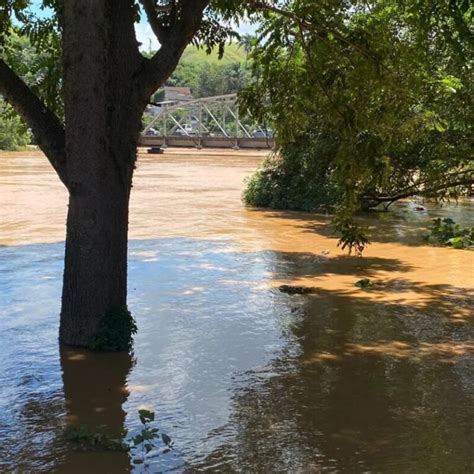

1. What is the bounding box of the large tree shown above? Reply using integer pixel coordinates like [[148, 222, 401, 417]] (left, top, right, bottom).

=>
[[241, 0, 473, 252], [0, 0, 261, 348]]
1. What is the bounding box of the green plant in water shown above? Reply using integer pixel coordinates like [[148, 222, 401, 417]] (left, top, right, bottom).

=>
[[335, 218, 370, 257], [65, 424, 128, 452], [131, 410, 173, 466], [91, 305, 138, 352], [426, 218, 474, 249], [65, 409, 173, 466]]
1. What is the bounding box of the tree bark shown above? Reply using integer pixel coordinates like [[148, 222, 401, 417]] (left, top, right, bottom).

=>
[[59, 0, 145, 346], [59, 182, 131, 346]]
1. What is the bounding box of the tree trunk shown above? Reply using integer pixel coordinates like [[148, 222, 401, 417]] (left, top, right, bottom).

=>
[[59, 0, 145, 347], [59, 181, 130, 346]]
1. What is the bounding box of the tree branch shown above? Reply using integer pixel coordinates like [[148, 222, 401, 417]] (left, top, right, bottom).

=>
[[0, 59, 68, 186], [139, 0, 210, 96], [139, 0, 171, 44], [365, 173, 474, 206]]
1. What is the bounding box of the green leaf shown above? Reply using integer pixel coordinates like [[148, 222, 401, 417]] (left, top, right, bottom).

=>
[[144, 443, 153, 454], [138, 409, 155, 424], [161, 433, 173, 447], [448, 236, 466, 249]]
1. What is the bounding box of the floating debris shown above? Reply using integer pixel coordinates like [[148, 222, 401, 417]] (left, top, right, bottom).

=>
[[354, 279, 373, 289], [278, 285, 317, 295]]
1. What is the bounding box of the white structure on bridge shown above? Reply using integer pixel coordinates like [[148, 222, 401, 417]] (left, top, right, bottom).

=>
[[141, 93, 274, 149]]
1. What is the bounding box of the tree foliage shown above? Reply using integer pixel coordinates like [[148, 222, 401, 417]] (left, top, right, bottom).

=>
[[0, 98, 30, 149], [0, 1, 264, 133], [240, 0, 473, 252], [165, 60, 249, 98]]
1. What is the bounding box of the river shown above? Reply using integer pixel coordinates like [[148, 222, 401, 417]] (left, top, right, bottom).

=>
[[0, 150, 473, 472]]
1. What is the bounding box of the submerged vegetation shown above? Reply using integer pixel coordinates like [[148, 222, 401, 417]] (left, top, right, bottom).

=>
[[426, 218, 474, 249], [65, 424, 128, 452], [244, 134, 342, 212], [65, 410, 173, 467], [131, 409, 173, 465], [1, 1, 473, 470], [64, 410, 173, 464]]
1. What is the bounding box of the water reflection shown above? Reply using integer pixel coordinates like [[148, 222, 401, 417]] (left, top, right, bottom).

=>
[[196, 287, 474, 472], [56, 347, 133, 473], [0, 237, 472, 472]]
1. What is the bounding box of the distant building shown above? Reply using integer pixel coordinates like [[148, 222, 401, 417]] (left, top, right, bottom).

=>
[[154, 86, 193, 103]]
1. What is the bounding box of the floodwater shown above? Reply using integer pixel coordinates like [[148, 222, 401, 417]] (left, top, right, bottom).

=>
[[0, 149, 473, 473]]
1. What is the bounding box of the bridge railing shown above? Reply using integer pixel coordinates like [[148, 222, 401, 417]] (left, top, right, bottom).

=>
[[140, 93, 274, 149]]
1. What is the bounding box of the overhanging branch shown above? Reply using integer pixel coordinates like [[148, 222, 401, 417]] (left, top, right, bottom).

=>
[[247, 1, 379, 62], [0, 59, 68, 187], [365, 173, 474, 207], [139, 0, 210, 95], [139, 0, 172, 44]]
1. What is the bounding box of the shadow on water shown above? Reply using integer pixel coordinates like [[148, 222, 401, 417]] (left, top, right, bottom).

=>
[[0, 237, 473, 472], [196, 289, 474, 473], [56, 347, 133, 473], [264, 251, 414, 280], [258, 199, 474, 247]]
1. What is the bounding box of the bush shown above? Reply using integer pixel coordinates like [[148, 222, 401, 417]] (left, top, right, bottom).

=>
[[243, 135, 342, 212], [426, 218, 474, 249]]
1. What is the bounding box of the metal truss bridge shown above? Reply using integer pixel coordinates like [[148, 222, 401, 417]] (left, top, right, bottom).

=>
[[140, 93, 274, 150]]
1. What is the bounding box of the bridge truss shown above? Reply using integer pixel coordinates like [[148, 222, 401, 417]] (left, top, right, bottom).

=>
[[140, 93, 274, 149]]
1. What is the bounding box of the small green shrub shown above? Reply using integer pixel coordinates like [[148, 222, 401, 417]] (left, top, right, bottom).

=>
[[426, 218, 474, 249], [335, 218, 370, 256], [354, 279, 373, 289], [131, 409, 173, 465], [91, 306, 138, 352]]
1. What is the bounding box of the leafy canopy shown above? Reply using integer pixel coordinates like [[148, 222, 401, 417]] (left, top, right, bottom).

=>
[[240, 0, 473, 252]]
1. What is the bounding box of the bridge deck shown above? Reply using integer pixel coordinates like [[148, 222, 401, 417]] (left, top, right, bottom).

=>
[[140, 135, 274, 149]]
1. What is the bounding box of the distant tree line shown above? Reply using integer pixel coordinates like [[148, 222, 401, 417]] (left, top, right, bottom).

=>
[[165, 61, 249, 99]]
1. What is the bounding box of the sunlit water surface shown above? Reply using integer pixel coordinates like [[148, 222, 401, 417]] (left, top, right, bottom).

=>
[[0, 150, 473, 472]]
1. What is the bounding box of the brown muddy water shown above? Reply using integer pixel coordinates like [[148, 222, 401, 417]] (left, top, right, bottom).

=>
[[0, 149, 473, 473]]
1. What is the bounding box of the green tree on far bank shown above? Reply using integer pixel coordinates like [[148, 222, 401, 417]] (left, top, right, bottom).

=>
[[0, 99, 31, 150], [160, 43, 250, 98]]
